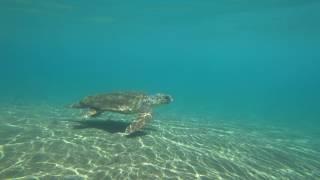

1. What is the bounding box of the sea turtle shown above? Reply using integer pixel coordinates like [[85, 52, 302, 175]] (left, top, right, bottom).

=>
[[71, 92, 173, 135]]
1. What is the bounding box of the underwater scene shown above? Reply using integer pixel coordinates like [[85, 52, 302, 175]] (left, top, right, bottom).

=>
[[1, 0, 320, 179]]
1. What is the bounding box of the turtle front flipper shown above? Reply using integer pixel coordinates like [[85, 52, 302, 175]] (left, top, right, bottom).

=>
[[125, 112, 152, 134], [84, 109, 103, 118]]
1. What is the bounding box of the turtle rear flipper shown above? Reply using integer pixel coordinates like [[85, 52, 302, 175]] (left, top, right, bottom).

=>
[[85, 109, 103, 118], [125, 112, 152, 134]]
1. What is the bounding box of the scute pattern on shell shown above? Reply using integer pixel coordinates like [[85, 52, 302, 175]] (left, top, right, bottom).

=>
[[79, 92, 148, 113]]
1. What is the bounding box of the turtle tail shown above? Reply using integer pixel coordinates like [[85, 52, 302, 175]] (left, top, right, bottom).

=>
[[69, 102, 82, 108]]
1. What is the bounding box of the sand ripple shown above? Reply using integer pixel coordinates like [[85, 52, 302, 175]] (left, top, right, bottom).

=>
[[0, 104, 319, 179]]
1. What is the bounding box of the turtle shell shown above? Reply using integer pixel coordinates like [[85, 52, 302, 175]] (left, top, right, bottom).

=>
[[78, 92, 148, 113]]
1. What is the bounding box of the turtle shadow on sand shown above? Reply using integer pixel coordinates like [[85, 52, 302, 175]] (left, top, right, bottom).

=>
[[72, 119, 153, 138]]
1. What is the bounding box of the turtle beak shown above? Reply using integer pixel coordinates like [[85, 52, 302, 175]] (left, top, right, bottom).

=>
[[165, 95, 173, 104]]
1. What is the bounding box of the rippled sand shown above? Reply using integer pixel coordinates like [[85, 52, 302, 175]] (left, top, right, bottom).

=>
[[0, 104, 319, 179]]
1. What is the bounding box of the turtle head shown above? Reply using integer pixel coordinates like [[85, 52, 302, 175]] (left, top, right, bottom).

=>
[[149, 93, 173, 105]]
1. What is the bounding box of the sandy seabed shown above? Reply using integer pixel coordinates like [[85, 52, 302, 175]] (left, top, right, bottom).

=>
[[0, 104, 319, 179]]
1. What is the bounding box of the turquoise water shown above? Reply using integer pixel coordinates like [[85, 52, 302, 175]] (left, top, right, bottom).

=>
[[1, 0, 320, 179]]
